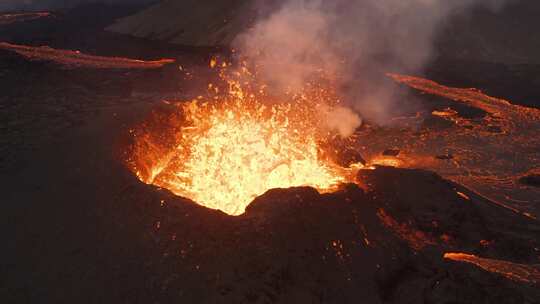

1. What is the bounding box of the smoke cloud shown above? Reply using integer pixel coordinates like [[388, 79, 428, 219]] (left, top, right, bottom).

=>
[[233, 0, 511, 135]]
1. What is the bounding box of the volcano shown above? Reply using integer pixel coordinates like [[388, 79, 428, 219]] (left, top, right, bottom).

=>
[[2, 1, 540, 303]]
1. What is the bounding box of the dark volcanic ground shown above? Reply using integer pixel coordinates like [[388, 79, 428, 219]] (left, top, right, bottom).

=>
[[1, 4, 540, 303]]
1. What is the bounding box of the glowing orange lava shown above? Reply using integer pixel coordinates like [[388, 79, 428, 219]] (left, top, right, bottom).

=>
[[0, 42, 175, 69], [128, 62, 359, 215], [444, 252, 540, 285]]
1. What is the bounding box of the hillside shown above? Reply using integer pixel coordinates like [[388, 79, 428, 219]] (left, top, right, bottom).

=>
[[107, 0, 254, 46], [107, 0, 540, 65]]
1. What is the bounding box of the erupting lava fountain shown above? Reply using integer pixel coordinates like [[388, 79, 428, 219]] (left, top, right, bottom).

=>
[[128, 60, 362, 215]]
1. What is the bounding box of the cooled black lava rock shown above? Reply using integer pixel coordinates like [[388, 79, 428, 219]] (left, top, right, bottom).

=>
[[336, 148, 366, 167], [7, 155, 540, 303], [487, 125, 504, 133], [422, 115, 455, 130], [435, 153, 454, 160], [518, 174, 540, 187], [88, 167, 538, 303], [382, 149, 400, 156]]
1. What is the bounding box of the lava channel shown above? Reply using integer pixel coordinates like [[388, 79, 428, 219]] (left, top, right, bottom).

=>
[[0, 42, 175, 69], [444, 252, 540, 286], [0, 12, 51, 25]]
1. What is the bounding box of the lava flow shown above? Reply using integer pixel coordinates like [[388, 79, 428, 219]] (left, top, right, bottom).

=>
[[353, 73, 540, 218], [0, 42, 175, 69], [444, 253, 540, 286], [0, 12, 51, 25], [128, 62, 359, 215]]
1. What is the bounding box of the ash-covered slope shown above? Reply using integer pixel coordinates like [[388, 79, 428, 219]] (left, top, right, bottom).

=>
[[106, 0, 255, 46]]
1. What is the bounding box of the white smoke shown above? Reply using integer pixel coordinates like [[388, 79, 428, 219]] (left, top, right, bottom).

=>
[[320, 105, 363, 137], [233, 0, 511, 135]]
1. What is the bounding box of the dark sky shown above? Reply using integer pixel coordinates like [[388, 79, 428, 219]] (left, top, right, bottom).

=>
[[0, 0, 156, 11]]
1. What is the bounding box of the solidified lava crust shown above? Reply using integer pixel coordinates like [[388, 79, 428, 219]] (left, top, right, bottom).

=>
[[519, 174, 540, 188], [112, 166, 540, 303]]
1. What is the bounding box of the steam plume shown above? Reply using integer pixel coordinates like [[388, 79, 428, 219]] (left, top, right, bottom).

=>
[[233, 0, 511, 135]]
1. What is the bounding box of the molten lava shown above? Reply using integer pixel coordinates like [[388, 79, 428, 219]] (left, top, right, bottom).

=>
[[0, 42, 175, 69], [444, 253, 540, 286], [129, 62, 358, 215]]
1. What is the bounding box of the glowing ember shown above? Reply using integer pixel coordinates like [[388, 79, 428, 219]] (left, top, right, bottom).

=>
[[129, 62, 359, 215], [0, 42, 175, 69]]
